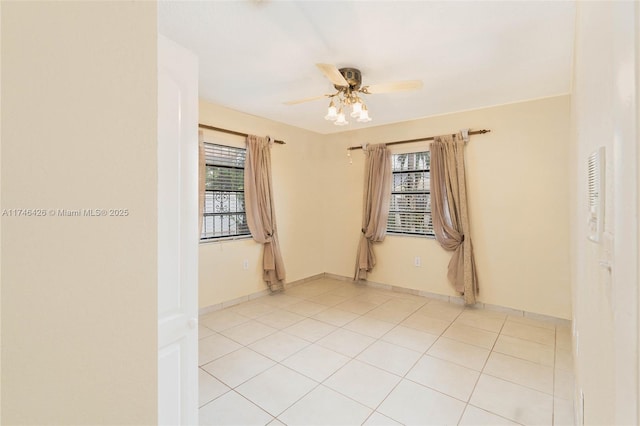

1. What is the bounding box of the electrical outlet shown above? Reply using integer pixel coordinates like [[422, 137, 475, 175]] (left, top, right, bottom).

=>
[[414, 256, 421, 267], [242, 259, 249, 270]]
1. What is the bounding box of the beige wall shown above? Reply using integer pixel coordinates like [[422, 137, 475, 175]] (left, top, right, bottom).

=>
[[571, 2, 639, 424], [323, 96, 572, 319], [202, 97, 572, 319], [1, 2, 158, 424], [198, 101, 326, 308]]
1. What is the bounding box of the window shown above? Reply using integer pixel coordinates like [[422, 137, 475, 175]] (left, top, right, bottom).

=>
[[387, 151, 434, 237], [201, 143, 251, 240]]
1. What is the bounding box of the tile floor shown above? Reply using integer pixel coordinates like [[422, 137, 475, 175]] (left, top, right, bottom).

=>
[[198, 277, 575, 426]]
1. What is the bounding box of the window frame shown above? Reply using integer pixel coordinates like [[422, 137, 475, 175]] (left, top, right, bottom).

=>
[[386, 150, 435, 238], [200, 142, 252, 242]]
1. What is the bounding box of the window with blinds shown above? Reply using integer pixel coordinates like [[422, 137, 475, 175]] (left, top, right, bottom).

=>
[[387, 151, 434, 237], [201, 143, 251, 240]]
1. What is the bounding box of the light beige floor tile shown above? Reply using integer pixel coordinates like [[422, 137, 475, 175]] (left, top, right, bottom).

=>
[[248, 331, 310, 362], [369, 298, 425, 319], [199, 369, 230, 407], [279, 385, 372, 426], [260, 293, 303, 308], [199, 390, 273, 426], [378, 379, 466, 425], [427, 337, 490, 371], [282, 344, 350, 382], [308, 278, 344, 290], [470, 374, 553, 425], [381, 325, 438, 353], [353, 293, 392, 306], [287, 285, 331, 298], [462, 307, 508, 319], [415, 302, 464, 322], [493, 334, 555, 366], [329, 285, 368, 298], [268, 419, 286, 426], [334, 298, 379, 315], [312, 307, 359, 327], [344, 316, 396, 338], [443, 323, 498, 349], [364, 305, 413, 324], [283, 300, 329, 317], [459, 405, 519, 425], [254, 309, 305, 329], [484, 352, 554, 394], [200, 309, 251, 332], [199, 325, 216, 340], [198, 282, 572, 426], [554, 397, 575, 425], [231, 301, 276, 319], [406, 355, 480, 401], [380, 297, 427, 315], [198, 333, 242, 366], [455, 311, 506, 333], [357, 340, 422, 376], [316, 328, 376, 357], [501, 321, 555, 346], [363, 412, 402, 425], [284, 318, 337, 342], [235, 364, 317, 417], [201, 348, 275, 388], [220, 320, 278, 346], [401, 312, 452, 335], [507, 314, 556, 330], [305, 292, 352, 306], [554, 369, 575, 400], [324, 360, 401, 409]]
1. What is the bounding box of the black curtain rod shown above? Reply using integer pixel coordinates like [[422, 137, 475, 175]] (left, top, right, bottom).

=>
[[347, 129, 491, 151], [199, 123, 286, 145]]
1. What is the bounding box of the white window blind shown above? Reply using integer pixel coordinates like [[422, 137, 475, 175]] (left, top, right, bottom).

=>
[[201, 143, 251, 240], [387, 151, 434, 237]]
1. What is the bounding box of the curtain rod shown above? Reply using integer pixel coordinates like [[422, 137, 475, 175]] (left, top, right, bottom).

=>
[[198, 123, 286, 145], [346, 129, 491, 151]]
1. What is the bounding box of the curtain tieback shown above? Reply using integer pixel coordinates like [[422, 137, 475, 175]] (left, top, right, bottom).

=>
[[361, 228, 366, 234]]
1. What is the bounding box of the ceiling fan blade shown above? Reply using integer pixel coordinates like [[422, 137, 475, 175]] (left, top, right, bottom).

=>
[[364, 80, 423, 94], [283, 94, 328, 105], [316, 63, 349, 87]]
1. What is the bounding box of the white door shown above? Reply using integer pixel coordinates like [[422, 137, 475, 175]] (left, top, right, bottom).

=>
[[157, 34, 199, 425]]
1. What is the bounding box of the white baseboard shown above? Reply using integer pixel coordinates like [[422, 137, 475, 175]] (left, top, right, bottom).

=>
[[199, 272, 571, 327]]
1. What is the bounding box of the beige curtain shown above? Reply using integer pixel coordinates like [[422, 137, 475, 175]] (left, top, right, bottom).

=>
[[198, 131, 206, 236], [354, 144, 392, 280], [244, 135, 286, 291], [430, 133, 478, 304]]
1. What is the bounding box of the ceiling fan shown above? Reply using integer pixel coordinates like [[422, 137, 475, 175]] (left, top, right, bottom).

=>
[[284, 64, 423, 126]]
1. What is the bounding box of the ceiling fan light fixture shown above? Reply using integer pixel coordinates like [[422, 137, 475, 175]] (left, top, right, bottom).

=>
[[357, 104, 372, 123], [350, 99, 363, 117], [334, 108, 349, 126], [284, 64, 419, 127], [324, 99, 338, 121]]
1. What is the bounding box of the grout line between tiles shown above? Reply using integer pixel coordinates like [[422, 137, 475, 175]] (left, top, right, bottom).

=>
[[458, 312, 507, 425]]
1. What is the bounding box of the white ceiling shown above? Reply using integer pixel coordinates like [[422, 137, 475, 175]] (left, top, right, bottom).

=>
[[159, 1, 575, 134]]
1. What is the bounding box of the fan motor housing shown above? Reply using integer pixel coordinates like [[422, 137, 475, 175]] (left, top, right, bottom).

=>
[[337, 67, 362, 90]]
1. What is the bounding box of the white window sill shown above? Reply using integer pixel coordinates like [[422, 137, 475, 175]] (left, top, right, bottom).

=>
[[199, 235, 253, 244], [386, 233, 436, 240]]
